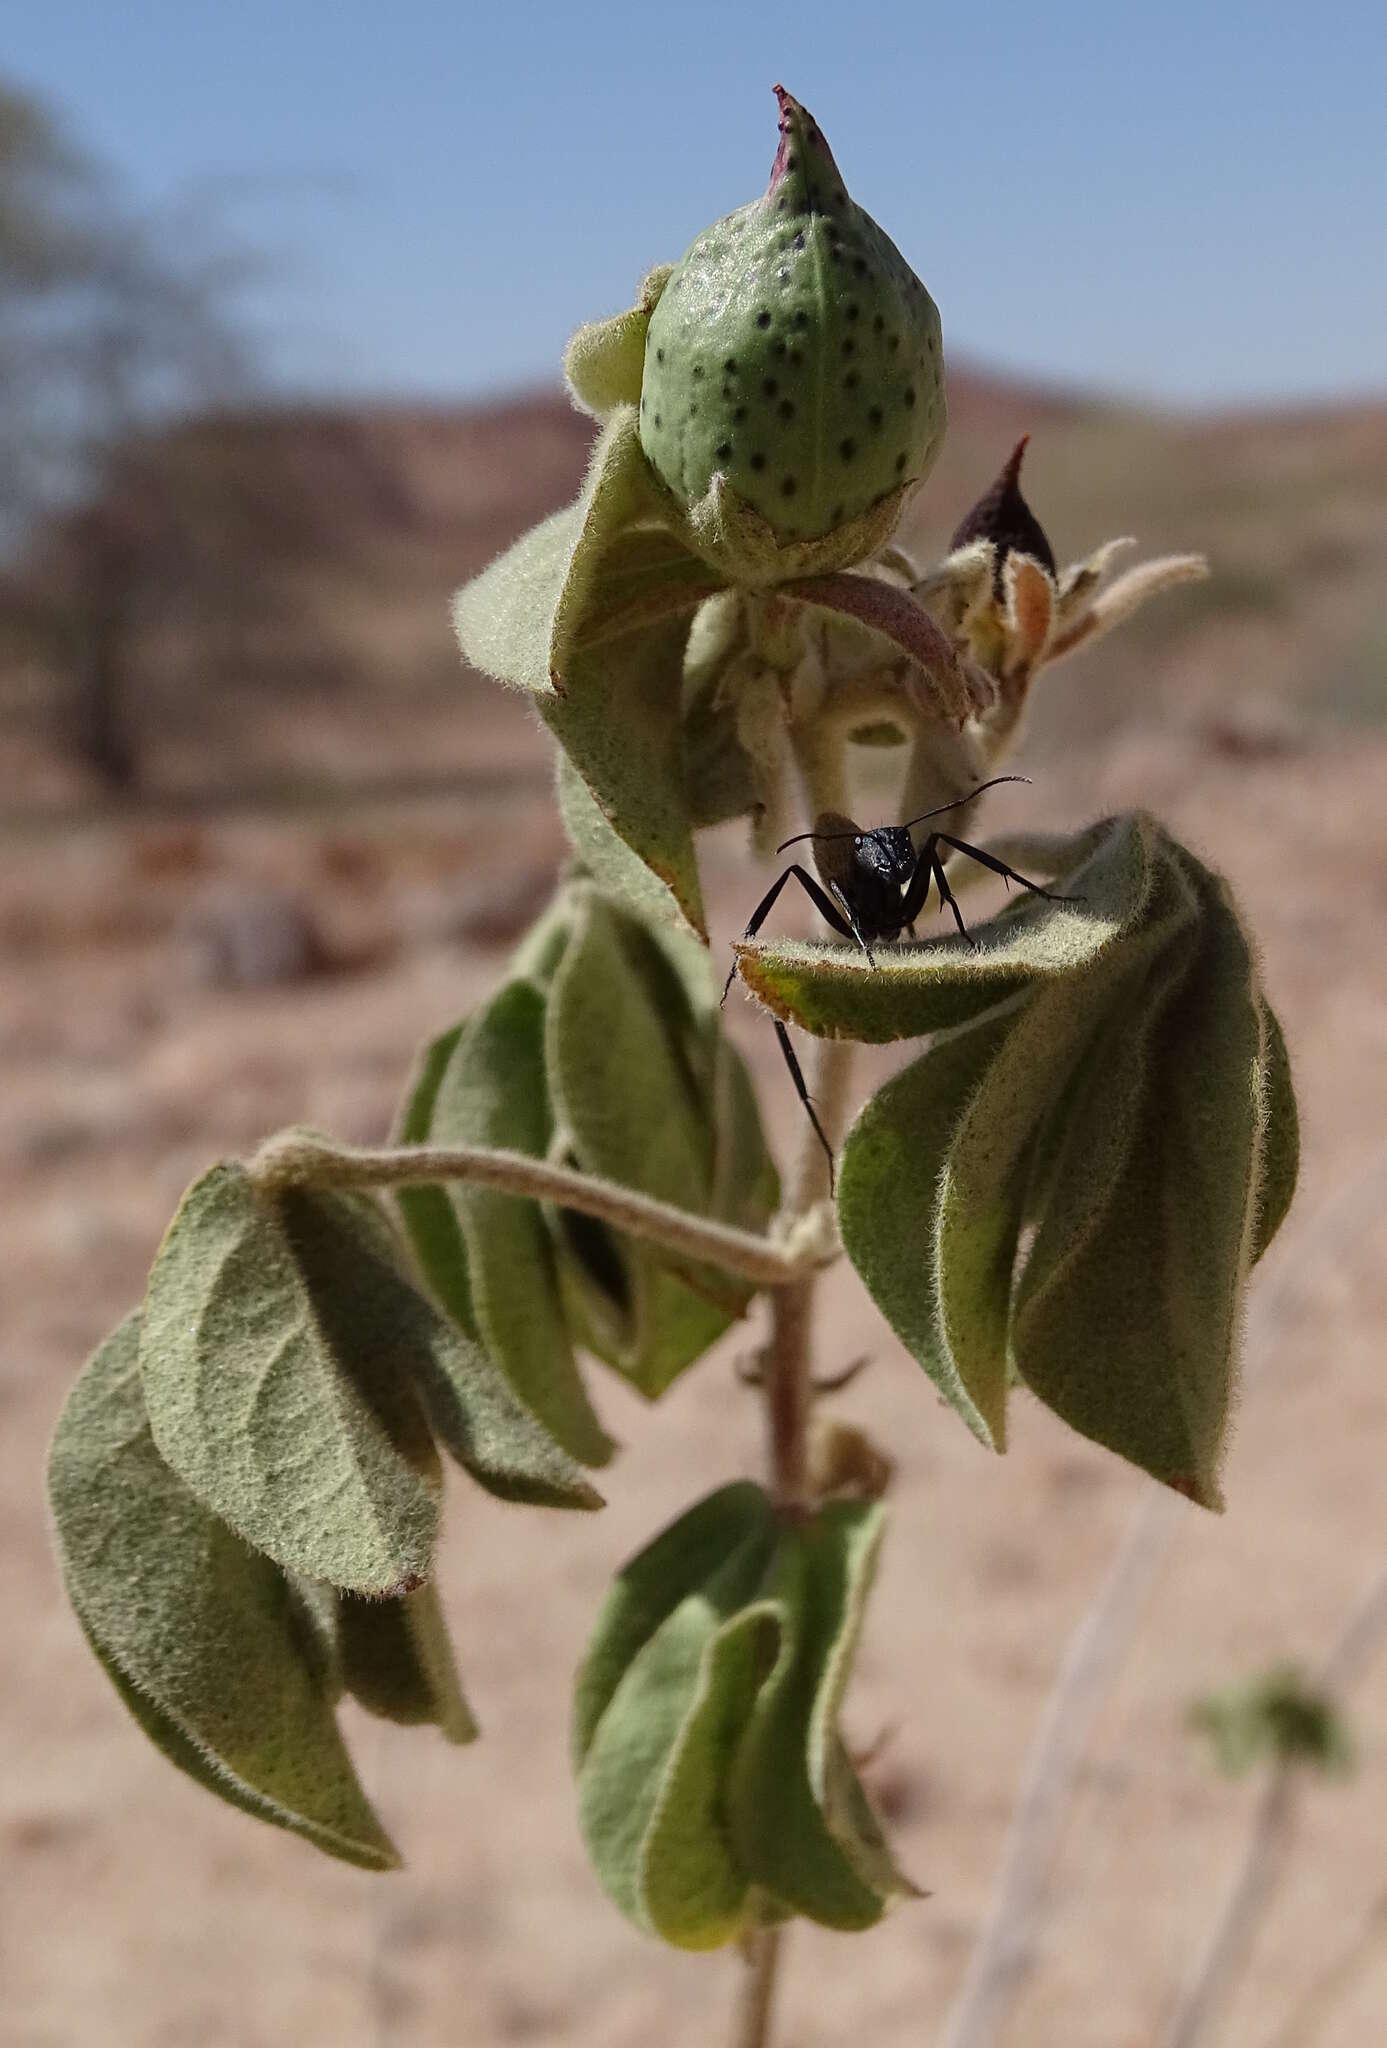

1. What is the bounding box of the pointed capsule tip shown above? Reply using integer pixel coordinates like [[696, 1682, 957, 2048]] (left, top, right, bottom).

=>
[[767, 85, 841, 197]]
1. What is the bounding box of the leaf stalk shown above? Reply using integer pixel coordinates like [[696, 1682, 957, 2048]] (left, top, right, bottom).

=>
[[247, 1133, 827, 1294]]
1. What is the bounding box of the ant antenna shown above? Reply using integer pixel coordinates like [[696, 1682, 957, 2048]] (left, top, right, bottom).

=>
[[775, 777, 1030, 854], [899, 775, 1030, 832]]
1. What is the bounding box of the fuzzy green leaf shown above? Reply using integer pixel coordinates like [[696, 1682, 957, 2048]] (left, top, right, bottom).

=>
[[336, 1582, 477, 1742], [574, 1488, 908, 1947], [573, 1483, 776, 1763], [452, 407, 666, 697], [729, 1501, 915, 1927], [683, 671, 766, 830], [838, 1003, 1022, 1446], [634, 1602, 780, 1948], [680, 592, 770, 830], [734, 812, 1155, 1043], [933, 856, 1200, 1446], [1022, 860, 1267, 1503], [546, 891, 775, 1395], [1251, 1001, 1299, 1263], [49, 1315, 398, 1870], [392, 1021, 477, 1336], [387, 1034, 612, 1508], [574, 1484, 778, 1947], [563, 263, 673, 418], [1014, 854, 1267, 1505], [707, 1024, 782, 1240], [140, 1166, 443, 1594], [430, 980, 614, 1466], [543, 615, 706, 938], [557, 750, 687, 931], [454, 404, 728, 932], [548, 890, 713, 1218], [833, 815, 1298, 1501], [569, 524, 727, 648]]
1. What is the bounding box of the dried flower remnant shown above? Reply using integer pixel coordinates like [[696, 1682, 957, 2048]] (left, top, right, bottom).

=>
[[907, 438, 1209, 748]]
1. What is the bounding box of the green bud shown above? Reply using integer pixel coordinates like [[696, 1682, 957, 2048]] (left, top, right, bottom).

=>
[[639, 87, 945, 568]]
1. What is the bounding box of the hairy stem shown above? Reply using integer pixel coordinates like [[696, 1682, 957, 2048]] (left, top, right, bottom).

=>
[[734, 1926, 785, 2048], [764, 1035, 856, 1505], [247, 1133, 828, 1293]]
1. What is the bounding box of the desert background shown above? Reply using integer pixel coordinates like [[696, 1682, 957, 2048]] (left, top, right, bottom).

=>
[[5, 22, 1387, 2048]]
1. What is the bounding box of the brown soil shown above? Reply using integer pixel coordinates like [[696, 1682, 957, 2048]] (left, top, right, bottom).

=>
[[4, 382, 1387, 2047]]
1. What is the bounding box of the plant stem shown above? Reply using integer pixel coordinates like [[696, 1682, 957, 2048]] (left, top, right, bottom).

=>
[[763, 1035, 856, 1506], [247, 1132, 827, 1293], [734, 1926, 786, 2048]]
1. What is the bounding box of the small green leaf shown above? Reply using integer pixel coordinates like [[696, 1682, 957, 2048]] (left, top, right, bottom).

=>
[[837, 1003, 1021, 1447], [569, 524, 726, 648], [392, 1021, 477, 1337], [573, 1483, 776, 1764], [833, 816, 1298, 1501], [934, 859, 1198, 1447], [573, 1487, 778, 1940], [431, 980, 614, 1466], [574, 1489, 909, 1948], [546, 892, 774, 1394], [1251, 1001, 1299, 1264], [557, 750, 687, 931], [563, 263, 673, 418], [140, 1166, 442, 1594], [337, 1582, 478, 1743], [1013, 851, 1270, 1505], [635, 1601, 779, 1949], [49, 1315, 398, 1870], [548, 890, 712, 1221], [735, 812, 1155, 1043], [707, 1025, 782, 1240], [406, 1288, 605, 1512], [683, 665, 766, 830], [452, 407, 668, 697], [544, 615, 706, 938], [680, 592, 768, 831], [729, 1502, 914, 1927]]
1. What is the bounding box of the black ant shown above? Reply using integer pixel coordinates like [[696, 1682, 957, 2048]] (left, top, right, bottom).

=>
[[721, 776, 1066, 1183]]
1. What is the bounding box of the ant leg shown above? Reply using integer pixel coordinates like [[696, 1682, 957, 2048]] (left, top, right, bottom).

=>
[[774, 1021, 835, 1192], [934, 835, 1072, 904], [722, 864, 855, 1003], [930, 846, 977, 948], [827, 881, 878, 969]]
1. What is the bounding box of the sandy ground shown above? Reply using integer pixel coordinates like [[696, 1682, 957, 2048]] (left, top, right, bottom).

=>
[[5, 702, 1387, 2048]]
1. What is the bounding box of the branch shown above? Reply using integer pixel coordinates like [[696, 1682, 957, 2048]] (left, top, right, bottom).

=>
[[247, 1132, 831, 1294]]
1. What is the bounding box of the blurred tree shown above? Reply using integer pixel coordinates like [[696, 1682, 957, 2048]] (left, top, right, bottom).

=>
[[1, 79, 262, 786], [0, 78, 403, 795]]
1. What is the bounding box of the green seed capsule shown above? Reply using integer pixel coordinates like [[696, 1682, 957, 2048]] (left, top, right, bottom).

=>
[[639, 87, 945, 546]]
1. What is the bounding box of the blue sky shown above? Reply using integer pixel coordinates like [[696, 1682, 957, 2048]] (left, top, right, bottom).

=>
[[8, 0, 1385, 409]]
